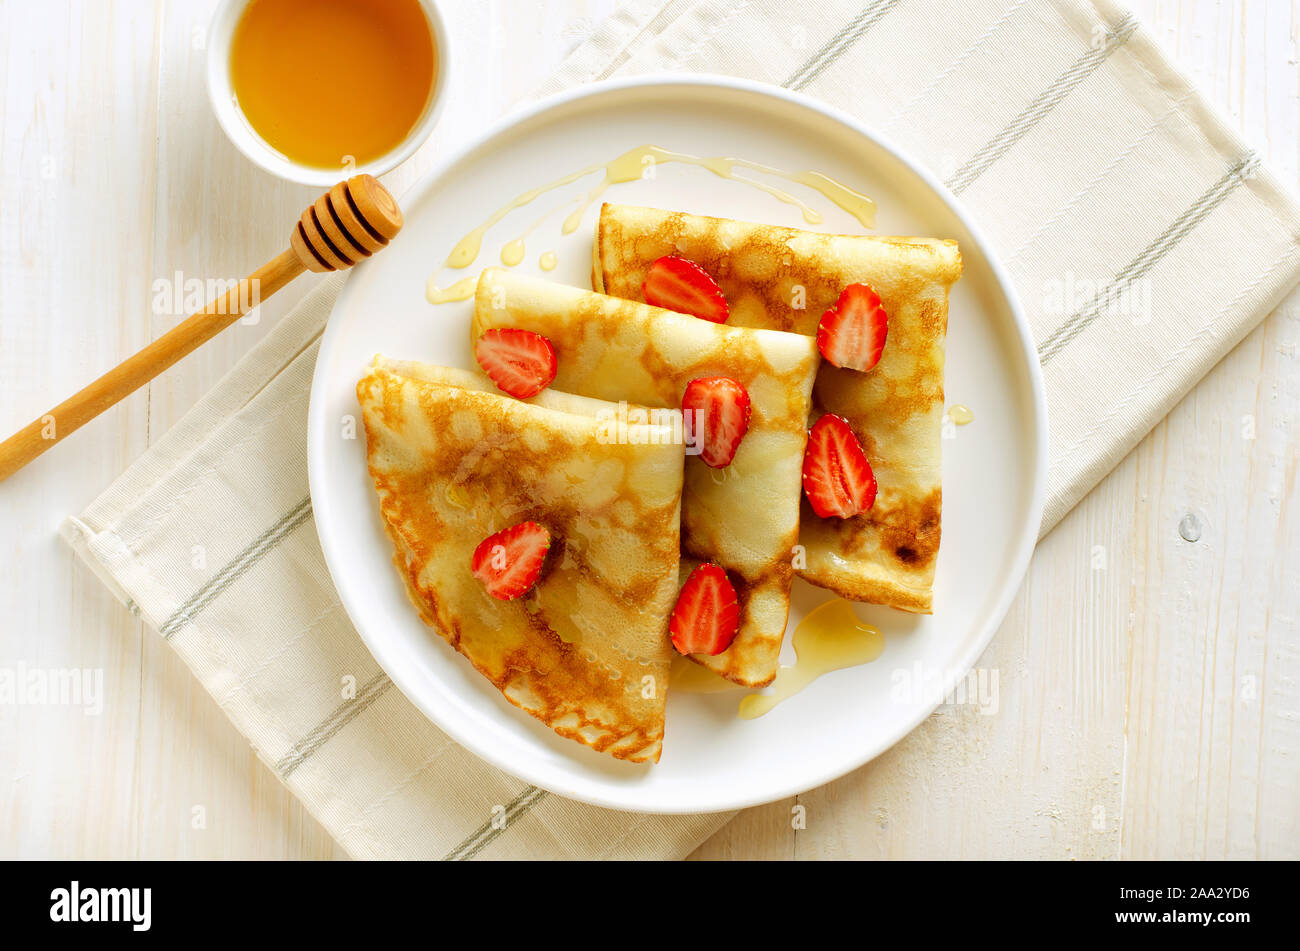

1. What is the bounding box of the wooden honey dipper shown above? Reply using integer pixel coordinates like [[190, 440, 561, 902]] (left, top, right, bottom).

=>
[[0, 174, 402, 482]]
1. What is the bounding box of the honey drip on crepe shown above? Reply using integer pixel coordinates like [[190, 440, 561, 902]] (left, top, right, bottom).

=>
[[948, 404, 974, 425], [738, 600, 884, 719], [669, 655, 743, 693], [426, 144, 876, 304]]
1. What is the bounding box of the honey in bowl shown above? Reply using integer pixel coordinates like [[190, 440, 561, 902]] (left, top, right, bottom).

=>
[[230, 0, 437, 170]]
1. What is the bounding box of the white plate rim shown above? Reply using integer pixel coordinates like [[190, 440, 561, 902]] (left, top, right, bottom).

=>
[[307, 73, 1049, 814]]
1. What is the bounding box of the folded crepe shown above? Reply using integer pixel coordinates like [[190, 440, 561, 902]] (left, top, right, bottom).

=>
[[472, 270, 820, 687], [357, 360, 686, 762], [594, 204, 962, 614]]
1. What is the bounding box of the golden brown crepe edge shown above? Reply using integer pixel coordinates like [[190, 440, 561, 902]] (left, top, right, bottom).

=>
[[356, 366, 674, 763]]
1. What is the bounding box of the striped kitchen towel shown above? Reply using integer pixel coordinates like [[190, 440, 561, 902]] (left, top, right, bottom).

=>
[[64, 0, 1300, 858]]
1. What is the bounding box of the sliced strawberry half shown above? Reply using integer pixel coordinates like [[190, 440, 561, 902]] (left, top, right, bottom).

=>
[[474, 328, 557, 399], [669, 563, 740, 656], [682, 376, 751, 468], [643, 255, 729, 323], [471, 521, 551, 600], [802, 414, 877, 519], [817, 283, 888, 371]]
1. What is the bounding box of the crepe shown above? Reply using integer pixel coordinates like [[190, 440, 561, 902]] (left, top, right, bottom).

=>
[[357, 360, 685, 762], [472, 270, 820, 687], [594, 204, 962, 614]]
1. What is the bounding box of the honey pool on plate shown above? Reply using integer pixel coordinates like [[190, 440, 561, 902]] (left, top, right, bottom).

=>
[[230, 0, 436, 170], [670, 599, 885, 719]]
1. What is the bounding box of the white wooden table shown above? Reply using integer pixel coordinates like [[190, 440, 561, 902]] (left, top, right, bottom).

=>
[[1, 0, 1296, 860]]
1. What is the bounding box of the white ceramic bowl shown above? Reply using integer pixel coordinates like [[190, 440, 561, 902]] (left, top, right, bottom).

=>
[[206, 0, 451, 186]]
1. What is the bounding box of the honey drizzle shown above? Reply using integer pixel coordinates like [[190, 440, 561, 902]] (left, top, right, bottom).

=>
[[426, 144, 876, 304], [500, 199, 577, 267], [738, 600, 884, 720]]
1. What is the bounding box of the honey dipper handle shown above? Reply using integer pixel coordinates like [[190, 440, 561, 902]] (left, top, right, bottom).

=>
[[0, 249, 305, 483]]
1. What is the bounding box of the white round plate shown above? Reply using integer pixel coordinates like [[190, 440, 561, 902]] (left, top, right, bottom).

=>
[[309, 76, 1047, 814]]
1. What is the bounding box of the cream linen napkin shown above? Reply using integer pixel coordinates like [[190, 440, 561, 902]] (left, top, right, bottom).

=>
[[64, 0, 1300, 859]]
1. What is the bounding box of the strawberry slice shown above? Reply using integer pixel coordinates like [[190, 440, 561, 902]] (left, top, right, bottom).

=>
[[471, 521, 551, 600], [817, 283, 888, 371], [643, 256, 729, 323], [669, 563, 740, 656], [682, 376, 751, 468], [474, 328, 557, 398], [802, 414, 877, 519]]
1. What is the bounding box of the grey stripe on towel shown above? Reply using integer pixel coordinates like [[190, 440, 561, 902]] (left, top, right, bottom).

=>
[[1038, 154, 1259, 363], [160, 496, 314, 639], [783, 0, 902, 91], [276, 671, 394, 779], [946, 14, 1138, 195], [443, 786, 551, 861]]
